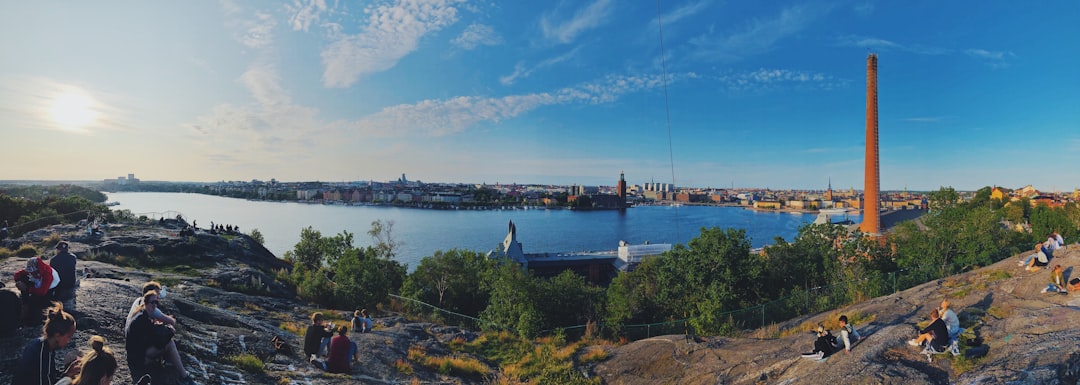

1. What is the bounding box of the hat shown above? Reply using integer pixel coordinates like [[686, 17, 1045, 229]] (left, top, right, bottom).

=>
[[57, 241, 69, 250]]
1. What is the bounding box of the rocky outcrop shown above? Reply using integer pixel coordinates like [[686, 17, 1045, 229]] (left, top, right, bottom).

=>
[[0, 223, 482, 385], [593, 246, 1080, 385]]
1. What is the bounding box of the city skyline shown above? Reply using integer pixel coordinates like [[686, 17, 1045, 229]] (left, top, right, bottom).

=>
[[1, 1, 1078, 190]]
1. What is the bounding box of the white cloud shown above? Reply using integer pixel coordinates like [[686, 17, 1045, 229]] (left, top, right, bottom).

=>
[[654, 0, 711, 27], [835, 35, 951, 55], [452, 23, 502, 50], [287, 0, 328, 32], [321, 0, 461, 88], [689, 5, 824, 62], [190, 65, 320, 152], [714, 68, 842, 91], [965, 48, 1014, 68], [499, 46, 581, 85], [339, 73, 676, 137], [540, 0, 612, 44]]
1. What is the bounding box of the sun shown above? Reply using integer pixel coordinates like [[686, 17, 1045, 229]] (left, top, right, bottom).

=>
[[49, 89, 98, 130]]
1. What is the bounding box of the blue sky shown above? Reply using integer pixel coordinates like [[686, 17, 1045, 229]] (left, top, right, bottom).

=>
[[1, 1, 1077, 191]]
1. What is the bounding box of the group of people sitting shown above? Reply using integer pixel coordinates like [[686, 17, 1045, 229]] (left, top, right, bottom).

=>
[[907, 299, 962, 352], [303, 309, 373, 374], [10, 272, 194, 384], [801, 314, 861, 359], [14, 242, 79, 325], [1020, 231, 1066, 272]]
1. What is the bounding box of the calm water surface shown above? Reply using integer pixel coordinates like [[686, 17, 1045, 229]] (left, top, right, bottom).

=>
[[106, 192, 860, 270]]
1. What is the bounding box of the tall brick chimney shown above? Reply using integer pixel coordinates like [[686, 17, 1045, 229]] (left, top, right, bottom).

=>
[[860, 53, 881, 235]]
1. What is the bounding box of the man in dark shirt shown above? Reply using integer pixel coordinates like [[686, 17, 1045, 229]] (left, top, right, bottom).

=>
[[49, 241, 78, 311], [908, 308, 950, 350], [303, 312, 334, 360]]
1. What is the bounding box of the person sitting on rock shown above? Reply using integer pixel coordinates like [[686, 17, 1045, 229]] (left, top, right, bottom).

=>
[[14, 257, 60, 325], [304, 312, 335, 361], [50, 241, 79, 312], [1044, 265, 1067, 293], [125, 290, 193, 385], [938, 299, 961, 340], [13, 302, 76, 385], [56, 335, 118, 385], [800, 325, 837, 359], [326, 325, 359, 373], [908, 308, 949, 351], [836, 315, 861, 354], [351, 309, 373, 333], [1021, 234, 1059, 271]]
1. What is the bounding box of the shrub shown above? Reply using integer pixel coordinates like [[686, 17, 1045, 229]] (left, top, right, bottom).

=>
[[41, 233, 62, 249], [16, 245, 38, 258], [249, 228, 265, 245], [578, 347, 608, 363], [394, 359, 414, 375], [280, 322, 305, 336], [0, 247, 13, 260], [229, 354, 265, 373]]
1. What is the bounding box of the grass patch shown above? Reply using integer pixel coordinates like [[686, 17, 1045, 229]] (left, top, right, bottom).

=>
[[987, 305, 1011, 319], [984, 270, 1012, 282], [394, 359, 414, 375], [578, 346, 608, 363], [0, 247, 13, 260], [229, 354, 265, 373], [41, 233, 62, 249], [780, 311, 876, 338], [280, 321, 306, 336], [407, 346, 490, 379], [949, 287, 972, 299], [16, 244, 38, 258], [459, 331, 532, 366], [153, 277, 181, 287]]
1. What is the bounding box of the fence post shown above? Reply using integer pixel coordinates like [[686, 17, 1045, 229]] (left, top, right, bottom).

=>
[[760, 304, 765, 328], [892, 271, 897, 294], [647, 324, 651, 338]]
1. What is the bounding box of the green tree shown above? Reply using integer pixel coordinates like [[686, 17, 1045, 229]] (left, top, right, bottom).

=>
[[401, 249, 496, 317], [481, 262, 541, 338], [248, 228, 265, 245], [533, 270, 605, 331], [285, 226, 326, 270], [654, 227, 765, 334], [368, 219, 402, 259]]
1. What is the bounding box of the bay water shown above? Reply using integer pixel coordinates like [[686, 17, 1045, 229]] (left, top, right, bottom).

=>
[[106, 192, 860, 270]]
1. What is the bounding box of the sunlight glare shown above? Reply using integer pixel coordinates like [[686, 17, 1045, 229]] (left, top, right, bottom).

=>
[[49, 89, 98, 130]]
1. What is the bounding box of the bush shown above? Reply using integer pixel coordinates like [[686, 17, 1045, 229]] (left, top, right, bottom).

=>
[[0, 247, 13, 260], [228, 354, 265, 373], [16, 245, 38, 259], [249, 228, 265, 245]]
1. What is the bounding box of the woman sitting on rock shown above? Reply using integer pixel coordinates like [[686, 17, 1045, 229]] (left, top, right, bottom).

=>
[[125, 290, 193, 385], [326, 325, 359, 373], [13, 302, 76, 385], [56, 335, 118, 385]]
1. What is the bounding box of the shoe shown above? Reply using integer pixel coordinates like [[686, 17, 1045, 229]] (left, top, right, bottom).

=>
[[1017, 260, 1025, 266], [907, 339, 919, 346], [1042, 286, 1050, 293]]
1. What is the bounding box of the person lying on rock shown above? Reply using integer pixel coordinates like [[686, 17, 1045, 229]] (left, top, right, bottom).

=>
[[125, 290, 194, 385], [908, 308, 949, 351], [13, 302, 76, 385]]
